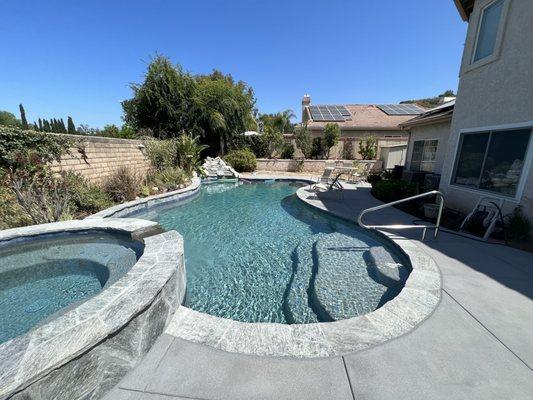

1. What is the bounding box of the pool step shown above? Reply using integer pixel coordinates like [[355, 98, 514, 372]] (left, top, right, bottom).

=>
[[283, 235, 321, 324], [312, 231, 392, 321]]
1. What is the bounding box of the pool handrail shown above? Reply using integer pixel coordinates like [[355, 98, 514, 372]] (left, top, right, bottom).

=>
[[357, 190, 444, 240]]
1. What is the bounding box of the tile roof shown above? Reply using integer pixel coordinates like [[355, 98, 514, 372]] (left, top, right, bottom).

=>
[[305, 104, 423, 131]]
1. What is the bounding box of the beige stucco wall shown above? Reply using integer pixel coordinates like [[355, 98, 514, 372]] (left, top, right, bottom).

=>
[[256, 159, 383, 173], [404, 120, 451, 175], [293, 129, 407, 160], [439, 0, 533, 220], [51, 134, 151, 185]]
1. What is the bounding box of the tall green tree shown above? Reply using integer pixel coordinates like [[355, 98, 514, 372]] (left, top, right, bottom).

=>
[[122, 56, 256, 156], [38, 118, 43, 131], [194, 70, 256, 156], [67, 116, 76, 134], [19, 104, 28, 129], [323, 122, 340, 159], [43, 119, 51, 132], [122, 55, 197, 138], [294, 124, 312, 158], [259, 109, 295, 134]]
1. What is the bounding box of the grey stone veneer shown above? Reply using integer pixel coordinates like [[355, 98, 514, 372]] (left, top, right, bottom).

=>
[[0, 219, 186, 399]]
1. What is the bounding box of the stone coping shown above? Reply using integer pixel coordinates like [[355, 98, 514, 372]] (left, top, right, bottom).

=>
[[88, 177, 201, 219], [0, 219, 184, 399], [163, 176, 442, 358]]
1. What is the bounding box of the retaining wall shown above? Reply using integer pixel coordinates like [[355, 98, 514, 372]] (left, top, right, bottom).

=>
[[50, 134, 150, 185], [256, 159, 383, 173]]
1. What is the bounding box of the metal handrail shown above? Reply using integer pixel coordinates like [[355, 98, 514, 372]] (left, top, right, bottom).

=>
[[357, 190, 444, 240]]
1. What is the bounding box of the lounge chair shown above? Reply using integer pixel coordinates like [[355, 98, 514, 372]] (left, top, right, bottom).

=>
[[312, 172, 345, 199], [312, 167, 335, 189]]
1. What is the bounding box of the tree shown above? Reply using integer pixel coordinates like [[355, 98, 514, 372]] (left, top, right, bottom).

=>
[[358, 136, 378, 160], [19, 104, 28, 129], [122, 55, 197, 138], [43, 119, 51, 132], [323, 122, 340, 159], [0, 111, 21, 127], [194, 70, 256, 156], [101, 124, 120, 137], [294, 124, 312, 158], [122, 55, 256, 156], [59, 118, 67, 133], [38, 118, 43, 131], [310, 137, 325, 160], [67, 116, 76, 134], [258, 109, 295, 134], [342, 140, 355, 160]]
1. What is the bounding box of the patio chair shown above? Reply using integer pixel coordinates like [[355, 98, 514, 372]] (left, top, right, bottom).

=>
[[311, 167, 335, 189], [313, 172, 345, 199]]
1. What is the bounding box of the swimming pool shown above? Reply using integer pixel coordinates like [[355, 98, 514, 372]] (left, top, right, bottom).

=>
[[129, 180, 410, 324], [0, 231, 143, 343]]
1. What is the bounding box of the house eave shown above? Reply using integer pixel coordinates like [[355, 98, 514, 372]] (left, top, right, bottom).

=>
[[399, 113, 453, 130]]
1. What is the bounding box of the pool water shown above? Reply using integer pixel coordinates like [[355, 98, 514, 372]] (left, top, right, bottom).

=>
[[0, 232, 143, 343], [131, 181, 409, 324]]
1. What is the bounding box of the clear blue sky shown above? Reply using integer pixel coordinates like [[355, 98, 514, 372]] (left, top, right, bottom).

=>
[[1, 0, 467, 128]]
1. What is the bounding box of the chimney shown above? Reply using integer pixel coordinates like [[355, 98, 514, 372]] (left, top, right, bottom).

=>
[[302, 94, 311, 122]]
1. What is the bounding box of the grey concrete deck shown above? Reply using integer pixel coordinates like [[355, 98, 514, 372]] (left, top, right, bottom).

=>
[[105, 181, 533, 400]]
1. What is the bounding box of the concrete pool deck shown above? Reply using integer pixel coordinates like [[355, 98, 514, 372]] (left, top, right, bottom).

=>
[[105, 176, 533, 400]]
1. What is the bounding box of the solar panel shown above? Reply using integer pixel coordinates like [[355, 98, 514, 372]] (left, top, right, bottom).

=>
[[308, 105, 351, 122], [377, 104, 425, 115]]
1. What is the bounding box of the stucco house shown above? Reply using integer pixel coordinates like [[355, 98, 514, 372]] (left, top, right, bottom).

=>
[[436, 0, 533, 220], [298, 95, 425, 160], [399, 99, 455, 188]]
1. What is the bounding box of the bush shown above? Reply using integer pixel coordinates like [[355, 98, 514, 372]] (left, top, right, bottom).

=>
[[342, 140, 355, 160], [103, 167, 141, 202], [359, 136, 378, 160], [323, 123, 340, 158], [0, 184, 31, 229], [63, 172, 113, 216], [366, 172, 382, 184], [294, 124, 312, 158], [281, 142, 295, 159], [310, 137, 325, 159], [224, 149, 257, 172], [148, 166, 188, 191], [145, 139, 176, 171], [506, 207, 531, 241], [371, 180, 416, 203]]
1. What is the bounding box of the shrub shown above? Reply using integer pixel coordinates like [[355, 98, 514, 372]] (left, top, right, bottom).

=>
[[323, 123, 340, 158], [294, 124, 312, 158], [310, 137, 325, 159], [371, 180, 416, 203], [359, 136, 378, 160], [148, 166, 188, 191], [342, 140, 355, 160], [0, 184, 31, 229], [63, 171, 112, 216], [174, 133, 208, 176], [224, 149, 257, 172], [506, 207, 531, 241], [103, 167, 141, 202], [145, 139, 176, 171], [366, 172, 382, 184], [281, 142, 295, 159]]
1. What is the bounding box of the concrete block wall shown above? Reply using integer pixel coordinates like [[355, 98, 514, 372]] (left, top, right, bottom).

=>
[[50, 134, 151, 185]]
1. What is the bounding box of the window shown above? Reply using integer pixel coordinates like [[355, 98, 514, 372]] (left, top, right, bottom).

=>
[[452, 129, 532, 197], [472, 0, 504, 63], [411, 140, 438, 172]]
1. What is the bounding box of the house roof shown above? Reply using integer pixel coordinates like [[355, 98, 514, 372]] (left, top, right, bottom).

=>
[[454, 0, 476, 21], [399, 100, 455, 129], [304, 104, 424, 131]]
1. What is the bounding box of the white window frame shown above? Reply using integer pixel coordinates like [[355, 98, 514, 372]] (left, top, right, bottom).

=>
[[463, 0, 510, 74], [449, 121, 533, 202], [410, 139, 439, 173]]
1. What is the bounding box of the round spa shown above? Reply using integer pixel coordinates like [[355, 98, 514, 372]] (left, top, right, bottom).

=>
[[0, 219, 185, 400]]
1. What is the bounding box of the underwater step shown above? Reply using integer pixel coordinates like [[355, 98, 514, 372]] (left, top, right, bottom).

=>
[[283, 235, 322, 324], [312, 231, 395, 321]]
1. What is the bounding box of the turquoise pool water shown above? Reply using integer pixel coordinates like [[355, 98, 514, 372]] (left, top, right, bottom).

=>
[[130, 181, 409, 324], [0, 232, 143, 344]]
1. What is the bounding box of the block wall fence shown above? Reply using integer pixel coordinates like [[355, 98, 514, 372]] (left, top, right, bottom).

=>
[[50, 134, 151, 185]]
